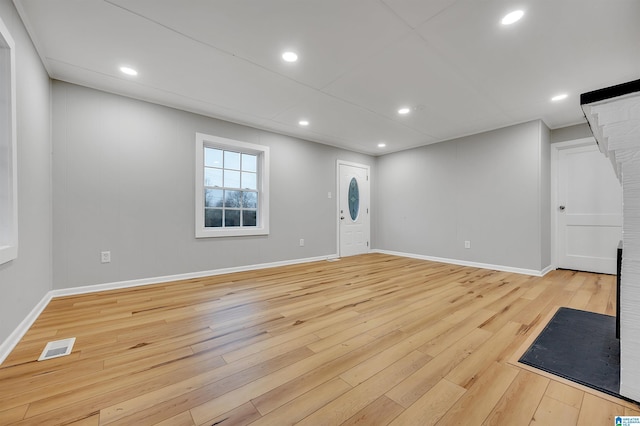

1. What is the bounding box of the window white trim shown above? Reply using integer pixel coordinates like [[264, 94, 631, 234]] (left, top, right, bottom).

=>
[[195, 132, 269, 238], [0, 17, 17, 265]]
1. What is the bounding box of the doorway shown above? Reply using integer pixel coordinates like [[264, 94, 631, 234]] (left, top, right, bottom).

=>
[[337, 161, 370, 257], [552, 138, 622, 274]]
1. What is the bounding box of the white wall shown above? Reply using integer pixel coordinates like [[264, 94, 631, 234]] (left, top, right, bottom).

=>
[[52, 81, 373, 289], [374, 120, 551, 273], [0, 0, 51, 343]]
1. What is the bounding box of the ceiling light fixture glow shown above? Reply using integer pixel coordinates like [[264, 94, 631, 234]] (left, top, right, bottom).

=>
[[119, 66, 138, 76], [501, 10, 524, 25], [282, 51, 298, 62], [299, 120, 309, 126], [398, 107, 411, 115], [551, 93, 568, 102], [378, 143, 387, 148]]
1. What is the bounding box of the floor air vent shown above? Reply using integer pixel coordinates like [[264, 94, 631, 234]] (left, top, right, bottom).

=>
[[38, 337, 76, 361]]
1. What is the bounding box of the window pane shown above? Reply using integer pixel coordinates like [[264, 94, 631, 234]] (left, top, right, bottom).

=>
[[204, 148, 223, 167], [204, 167, 223, 187], [242, 153, 257, 172], [242, 171, 257, 190], [242, 191, 257, 209], [225, 209, 241, 227], [224, 169, 241, 188], [205, 189, 223, 207], [205, 209, 223, 227], [348, 177, 360, 221], [224, 151, 241, 170], [224, 190, 242, 207], [243, 210, 257, 227]]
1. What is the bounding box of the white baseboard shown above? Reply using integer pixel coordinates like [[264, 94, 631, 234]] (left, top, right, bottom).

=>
[[0, 292, 53, 366], [373, 249, 554, 277], [0, 254, 338, 365], [540, 264, 555, 276], [50, 254, 338, 298]]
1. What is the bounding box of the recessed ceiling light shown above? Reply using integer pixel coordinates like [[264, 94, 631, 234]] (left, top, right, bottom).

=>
[[282, 51, 298, 62], [119, 66, 138, 76], [398, 107, 411, 115], [299, 120, 309, 126], [378, 143, 387, 148], [551, 93, 568, 102], [501, 10, 524, 25]]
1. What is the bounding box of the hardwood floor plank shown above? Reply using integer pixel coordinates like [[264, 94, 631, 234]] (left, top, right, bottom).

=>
[[0, 350, 223, 415], [0, 358, 105, 397], [576, 393, 623, 425], [295, 350, 431, 426], [567, 289, 593, 310], [437, 362, 519, 425], [483, 369, 549, 425], [0, 254, 632, 426], [249, 378, 352, 426], [386, 327, 491, 408], [625, 406, 640, 416], [341, 395, 404, 426], [64, 414, 100, 426], [0, 404, 28, 423], [155, 411, 195, 426], [338, 320, 448, 387], [189, 332, 378, 424], [417, 309, 495, 357], [445, 321, 522, 389], [584, 274, 614, 313], [250, 329, 409, 415], [388, 378, 466, 426], [530, 395, 580, 425], [545, 380, 584, 409], [99, 346, 312, 425], [196, 401, 261, 426]]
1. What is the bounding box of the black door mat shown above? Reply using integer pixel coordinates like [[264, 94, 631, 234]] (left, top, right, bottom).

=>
[[519, 307, 629, 401]]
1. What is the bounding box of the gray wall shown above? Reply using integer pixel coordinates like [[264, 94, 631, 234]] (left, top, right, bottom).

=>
[[540, 123, 551, 268], [0, 0, 51, 342], [550, 122, 592, 143], [52, 81, 373, 289], [374, 120, 551, 272]]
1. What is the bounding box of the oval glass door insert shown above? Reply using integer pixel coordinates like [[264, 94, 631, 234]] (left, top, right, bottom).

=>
[[348, 177, 359, 221]]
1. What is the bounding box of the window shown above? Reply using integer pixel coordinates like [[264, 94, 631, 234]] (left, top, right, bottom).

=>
[[195, 133, 269, 237], [0, 17, 17, 265]]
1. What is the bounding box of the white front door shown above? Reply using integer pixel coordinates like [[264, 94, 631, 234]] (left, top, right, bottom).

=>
[[338, 161, 370, 257], [556, 140, 622, 274]]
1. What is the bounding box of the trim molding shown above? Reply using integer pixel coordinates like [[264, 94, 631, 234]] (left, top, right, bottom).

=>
[[373, 249, 554, 277], [0, 292, 52, 366], [0, 254, 338, 365]]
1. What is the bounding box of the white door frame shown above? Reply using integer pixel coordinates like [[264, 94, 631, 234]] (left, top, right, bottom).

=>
[[336, 160, 371, 257], [550, 137, 598, 270]]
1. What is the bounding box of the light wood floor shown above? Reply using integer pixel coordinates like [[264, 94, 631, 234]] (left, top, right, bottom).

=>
[[1, 253, 637, 425]]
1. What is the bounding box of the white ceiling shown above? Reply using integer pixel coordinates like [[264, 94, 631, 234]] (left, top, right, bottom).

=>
[[14, 0, 640, 155]]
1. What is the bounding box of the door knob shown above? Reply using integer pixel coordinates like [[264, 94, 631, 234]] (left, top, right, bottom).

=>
[[559, 205, 566, 211]]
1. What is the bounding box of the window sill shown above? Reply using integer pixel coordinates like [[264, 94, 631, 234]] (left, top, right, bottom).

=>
[[195, 227, 269, 238]]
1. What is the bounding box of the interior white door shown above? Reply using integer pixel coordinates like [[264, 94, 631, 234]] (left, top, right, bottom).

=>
[[557, 142, 622, 274], [338, 162, 370, 257]]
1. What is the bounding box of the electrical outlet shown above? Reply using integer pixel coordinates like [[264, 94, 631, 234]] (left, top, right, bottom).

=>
[[299, 239, 305, 247], [328, 192, 332, 199], [101, 251, 111, 263], [464, 241, 471, 249]]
